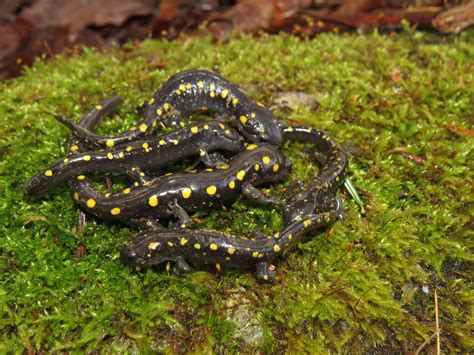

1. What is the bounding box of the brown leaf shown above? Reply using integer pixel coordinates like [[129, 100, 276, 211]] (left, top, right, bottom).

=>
[[432, 2, 474, 33], [20, 0, 157, 33]]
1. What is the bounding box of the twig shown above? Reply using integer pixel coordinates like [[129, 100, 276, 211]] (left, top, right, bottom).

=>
[[43, 40, 55, 59], [414, 290, 441, 355], [435, 290, 440, 355], [414, 331, 438, 355]]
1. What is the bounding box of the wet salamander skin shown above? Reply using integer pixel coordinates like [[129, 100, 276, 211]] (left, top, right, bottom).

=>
[[61, 69, 282, 148], [121, 207, 341, 282], [24, 120, 244, 196], [281, 126, 348, 225], [70, 143, 291, 223]]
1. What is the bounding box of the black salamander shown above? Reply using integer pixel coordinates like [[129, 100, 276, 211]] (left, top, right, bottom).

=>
[[57, 69, 283, 148], [69, 143, 291, 226], [121, 203, 341, 282], [24, 101, 244, 196], [281, 126, 348, 225]]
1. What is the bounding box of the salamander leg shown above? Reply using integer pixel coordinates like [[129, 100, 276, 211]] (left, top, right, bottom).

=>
[[127, 218, 165, 230], [200, 151, 229, 169], [167, 199, 193, 228], [175, 257, 192, 275], [255, 261, 276, 283], [242, 182, 282, 205], [126, 166, 151, 185], [161, 113, 188, 130]]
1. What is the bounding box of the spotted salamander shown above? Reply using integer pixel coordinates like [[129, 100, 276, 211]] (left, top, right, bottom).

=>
[[24, 100, 244, 196], [57, 69, 283, 148], [281, 126, 348, 225], [121, 202, 341, 282], [69, 143, 291, 226]]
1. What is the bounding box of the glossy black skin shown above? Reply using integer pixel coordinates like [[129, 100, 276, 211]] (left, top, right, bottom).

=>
[[121, 206, 341, 282], [60, 69, 283, 148], [70, 143, 291, 224], [24, 119, 244, 196], [281, 126, 348, 225]]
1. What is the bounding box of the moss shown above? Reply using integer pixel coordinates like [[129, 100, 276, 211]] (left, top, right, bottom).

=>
[[1, 29, 473, 352]]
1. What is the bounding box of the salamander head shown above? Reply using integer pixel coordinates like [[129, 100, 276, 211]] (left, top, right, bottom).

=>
[[209, 122, 245, 152], [121, 232, 167, 269], [256, 145, 292, 183], [24, 174, 51, 196], [236, 106, 282, 146]]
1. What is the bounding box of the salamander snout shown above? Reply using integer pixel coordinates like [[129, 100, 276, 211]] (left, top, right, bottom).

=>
[[24, 176, 45, 196]]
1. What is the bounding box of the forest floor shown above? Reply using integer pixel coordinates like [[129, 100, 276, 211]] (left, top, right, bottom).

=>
[[1, 29, 473, 352]]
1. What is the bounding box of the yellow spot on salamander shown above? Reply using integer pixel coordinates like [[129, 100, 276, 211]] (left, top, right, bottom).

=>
[[239, 116, 247, 124], [172, 140, 179, 145], [210, 243, 218, 251], [73, 192, 79, 201], [123, 188, 131, 194], [262, 156, 271, 164], [118, 152, 125, 158], [236, 170, 245, 181], [273, 245, 281, 252], [303, 219, 312, 227], [126, 146, 132, 152], [190, 126, 198, 134], [210, 83, 215, 91], [194, 243, 201, 250], [228, 248, 235, 255], [163, 103, 170, 111], [203, 124, 209, 130], [252, 251, 259, 258], [105, 139, 114, 148], [186, 83, 192, 89], [70, 145, 78, 151], [83, 155, 91, 161], [228, 181, 236, 189], [148, 242, 159, 250], [95, 105, 103, 110], [107, 152, 113, 160], [246, 144, 257, 150], [254, 164, 260, 171], [206, 186, 217, 196], [148, 98, 155, 105], [181, 188, 192, 199], [232, 98, 239, 106], [219, 123, 225, 129], [197, 80, 204, 88], [215, 263, 221, 271], [221, 89, 228, 99], [157, 108, 162, 116], [273, 163, 279, 172], [148, 195, 158, 207], [288, 234, 293, 241], [179, 84, 186, 91], [77, 175, 85, 180], [63, 158, 69, 163], [168, 242, 174, 247], [180, 238, 188, 246], [86, 199, 96, 208], [210, 91, 215, 98], [111, 207, 121, 215], [159, 139, 166, 146], [142, 143, 149, 150], [139, 124, 148, 132], [44, 170, 53, 176], [251, 112, 256, 118], [179, 121, 185, 127]]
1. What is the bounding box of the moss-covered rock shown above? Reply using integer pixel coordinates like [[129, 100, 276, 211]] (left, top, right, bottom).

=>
[[1, 29, 473, 352]]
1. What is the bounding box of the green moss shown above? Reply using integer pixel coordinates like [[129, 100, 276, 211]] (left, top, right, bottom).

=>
[[1, 29, 473, 352]]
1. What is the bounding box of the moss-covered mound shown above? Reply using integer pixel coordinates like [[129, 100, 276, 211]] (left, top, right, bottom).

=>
[[1, 29, 473, 352]]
